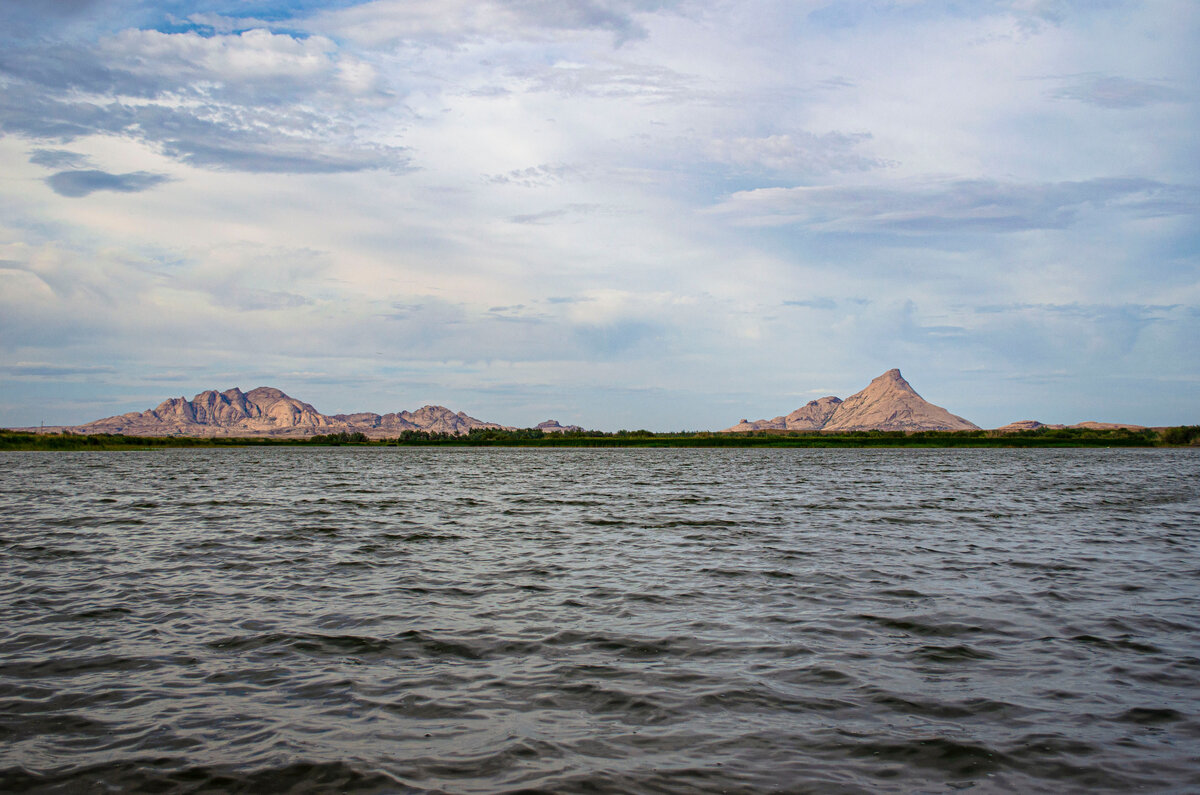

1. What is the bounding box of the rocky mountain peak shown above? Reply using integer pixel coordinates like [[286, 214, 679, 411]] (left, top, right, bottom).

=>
[[722, 369, 979, 433]]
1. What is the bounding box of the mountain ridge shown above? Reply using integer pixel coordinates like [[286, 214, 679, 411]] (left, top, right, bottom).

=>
[[11, 373, 1164, 436], [53, 387, 506, 438]]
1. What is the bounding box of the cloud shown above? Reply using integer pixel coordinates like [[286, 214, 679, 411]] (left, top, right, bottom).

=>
[[572, 320, 662, 356], [517, 57, 700, 101], [222, 288, 313, 312], [45, 169, 171, 198], [509, 204, 604, 224], [545, 296, 595, 304], [28, 148, 91, 169], [307, 0, 683, 47], [706, 132, 892, 175], [97, 28, 382, 102], [486, 163, 584, 187], [0, 0, 104, 38], [961, 301, 1200, 372], [1051, 74, 1185, 108], [0, 27, 382, 104], [784, 297, 837, 310], [0, 27, 405, 175], [1, 362, 115, 378], [709, 178, 1200, 233]]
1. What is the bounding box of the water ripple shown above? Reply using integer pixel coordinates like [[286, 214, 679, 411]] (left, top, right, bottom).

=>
[[1, 447, 1198, 793]]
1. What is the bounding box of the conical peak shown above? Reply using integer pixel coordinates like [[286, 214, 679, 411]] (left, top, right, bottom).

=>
[[876, 368, 905, 382], [868, 368, 916, 393]]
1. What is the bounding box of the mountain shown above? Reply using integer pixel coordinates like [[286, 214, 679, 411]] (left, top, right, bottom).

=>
[[536, 420, 584, 433], [721, 369, 979, 433], [725, 396, 843, 432], [64, 387, 504, 438], [330, 405, 505, 436], [823, 369, 979, 432], [994, 420, 1064, 432], [1067, 421, 1148, 431], [995, 420, 1147, 432]]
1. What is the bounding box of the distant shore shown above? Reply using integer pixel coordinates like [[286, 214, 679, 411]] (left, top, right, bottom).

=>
[[3, 426, 1198, 450]]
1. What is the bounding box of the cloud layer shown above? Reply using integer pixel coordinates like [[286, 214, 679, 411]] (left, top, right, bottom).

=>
[[1, 0, 1197, 429]]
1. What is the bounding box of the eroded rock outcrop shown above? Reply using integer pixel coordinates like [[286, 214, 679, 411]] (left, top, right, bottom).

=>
[[721, 369, 979, 433], [725, 396, 844, 432], [536, 420, 584, 433], [71, 388, 502, 438], [994, 420, 1065, 432], [993, 420, 1147, 432]]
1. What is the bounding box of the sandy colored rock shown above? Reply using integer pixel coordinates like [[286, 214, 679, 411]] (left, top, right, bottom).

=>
[[994, 420, 1066, 432], [822, 369, 979, 432], [994, 420, 1146, 432], [721, 369, 978, 433], [66, 387, 503, 438], [723, 396, 843, 432], [536, 420, 584, 433], [1068, 421, 1147, 431], [782, 396, 843, 430]]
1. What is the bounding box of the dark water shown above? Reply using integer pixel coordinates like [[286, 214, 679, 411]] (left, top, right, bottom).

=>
[[1, 448, 1198, 793]]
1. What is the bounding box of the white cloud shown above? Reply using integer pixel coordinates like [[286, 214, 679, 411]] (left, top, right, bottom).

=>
[[306, 0, 683, 47], [705, 132, 890, 175], [104, 28, 343, 83], [709, 178, 1199, 232], [1050, 74, 1186, 108]]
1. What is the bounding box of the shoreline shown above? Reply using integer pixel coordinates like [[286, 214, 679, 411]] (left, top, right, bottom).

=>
[[3, 427, 1197, 450]]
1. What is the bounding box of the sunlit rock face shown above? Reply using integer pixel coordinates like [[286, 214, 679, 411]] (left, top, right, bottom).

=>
[[822, 369, 979, 432], [723, 397, 843, 432], [721, 369, 979, 433], [72, 388, 502, 438]]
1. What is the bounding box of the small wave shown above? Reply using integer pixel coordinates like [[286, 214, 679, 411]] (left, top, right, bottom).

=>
[[855, 614, 987, 638], [1069, 634, 1161, 654], [910, 643, 996, 663], [0, 759, 410, 795]]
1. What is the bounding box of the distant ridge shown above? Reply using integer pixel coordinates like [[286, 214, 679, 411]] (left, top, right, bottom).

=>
[[723, 369, 979, 433], [48, 387, 504, 438], [994, 419, 1148, 432], [536, 420, 584, 433]]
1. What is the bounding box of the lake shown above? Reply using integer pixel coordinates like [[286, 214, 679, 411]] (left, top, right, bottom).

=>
[[1, 448, 1198, 793]]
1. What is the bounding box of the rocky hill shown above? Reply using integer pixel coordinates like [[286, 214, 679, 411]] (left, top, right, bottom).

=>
[[723, 369, 979, 433], [724, 396, 843, 432], [536, 420, 584, 433], [61, 387, 504, 438], [994, 419, 1148, 432]]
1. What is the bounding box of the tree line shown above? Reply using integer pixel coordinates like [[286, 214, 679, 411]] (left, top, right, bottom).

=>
[[2, 425, 1198, 450]]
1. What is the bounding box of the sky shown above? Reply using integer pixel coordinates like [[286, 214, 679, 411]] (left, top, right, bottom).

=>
[[1, 0, 1197, 431]]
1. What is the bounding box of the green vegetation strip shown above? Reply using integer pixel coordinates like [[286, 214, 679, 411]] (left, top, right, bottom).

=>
[[3, 426, 1198, 450]]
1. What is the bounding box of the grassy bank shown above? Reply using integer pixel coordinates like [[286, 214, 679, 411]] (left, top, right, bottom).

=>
[[3, 426, 1198, 450]]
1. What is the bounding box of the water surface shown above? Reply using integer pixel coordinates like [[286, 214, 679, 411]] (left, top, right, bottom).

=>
[[1, 448, 1198, 792]]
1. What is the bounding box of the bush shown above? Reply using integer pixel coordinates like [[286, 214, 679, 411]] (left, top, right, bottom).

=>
[[1160, 426, 1200, 446], [309, 431, 369, 445]]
